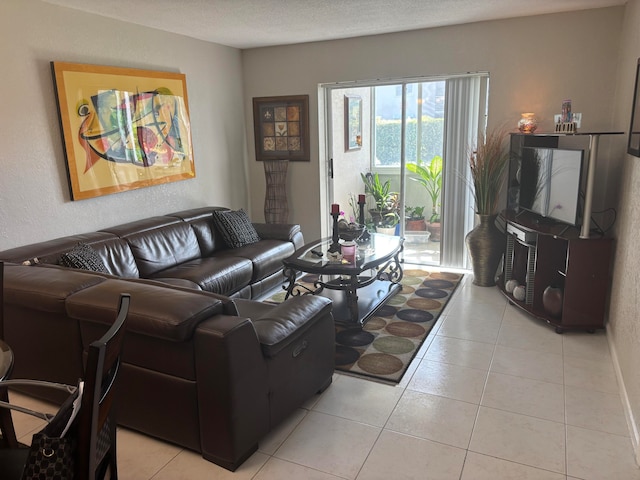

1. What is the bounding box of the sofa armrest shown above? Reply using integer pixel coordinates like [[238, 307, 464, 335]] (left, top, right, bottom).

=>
[[253, 223, 302, 243], [194, 315, 270, 470], [251, 296, 333, 357]]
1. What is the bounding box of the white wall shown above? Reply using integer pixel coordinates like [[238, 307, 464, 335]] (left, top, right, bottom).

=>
[[242, 8, 624, 241], [0, 0, 248, 250], [607, 0, 640, 460], [331, 87, 371, 224]]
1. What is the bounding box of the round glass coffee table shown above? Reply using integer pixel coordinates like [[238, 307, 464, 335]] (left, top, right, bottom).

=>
[[282, 233, 404, 327]]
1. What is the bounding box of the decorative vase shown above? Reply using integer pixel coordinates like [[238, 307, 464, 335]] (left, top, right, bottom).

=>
[[517, 113, 538, 134], [465, 214, 505, 287], [264, 160, 289, 223], [542, 286, 564, 318]]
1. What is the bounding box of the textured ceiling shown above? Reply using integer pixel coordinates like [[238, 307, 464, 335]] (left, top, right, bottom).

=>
[[42, 0, 625, 49]]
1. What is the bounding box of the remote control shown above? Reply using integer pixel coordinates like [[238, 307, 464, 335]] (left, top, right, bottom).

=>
[[310, 249, 323, 257]]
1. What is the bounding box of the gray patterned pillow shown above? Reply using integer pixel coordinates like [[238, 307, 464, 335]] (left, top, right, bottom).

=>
[[59, 243, 109, 273], [212, 209, 261, 248]]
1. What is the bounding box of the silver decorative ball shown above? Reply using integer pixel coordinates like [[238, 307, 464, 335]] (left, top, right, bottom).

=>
[[505, 279, 519, 294]]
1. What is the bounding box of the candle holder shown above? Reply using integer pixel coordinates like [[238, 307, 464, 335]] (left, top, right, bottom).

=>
[[358, 198, 370, 242], [328, 212, 341, 253]]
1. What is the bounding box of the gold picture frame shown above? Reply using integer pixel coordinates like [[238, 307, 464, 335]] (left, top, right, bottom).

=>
[[345, 95, 362, 151], [252, 95, 309, 161], [51, 62, 196, 200]]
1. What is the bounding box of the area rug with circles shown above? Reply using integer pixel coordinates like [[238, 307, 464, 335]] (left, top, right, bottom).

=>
[[268, 268, 464, 384]]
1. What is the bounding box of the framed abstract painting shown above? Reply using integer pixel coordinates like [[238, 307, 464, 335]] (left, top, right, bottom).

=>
[[51, 62, 196, 200], [252, 95, 309, 161]]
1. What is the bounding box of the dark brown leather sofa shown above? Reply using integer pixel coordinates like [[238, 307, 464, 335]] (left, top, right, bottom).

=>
[[0, 207, 335, 471]]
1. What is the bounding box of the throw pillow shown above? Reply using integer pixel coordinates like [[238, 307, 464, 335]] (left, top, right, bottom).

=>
[[212, 209, 260, 248], [59, 243, 109, 273]]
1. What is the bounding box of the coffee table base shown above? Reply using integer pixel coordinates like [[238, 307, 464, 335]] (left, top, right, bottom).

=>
[[316, 279, 402, 327]]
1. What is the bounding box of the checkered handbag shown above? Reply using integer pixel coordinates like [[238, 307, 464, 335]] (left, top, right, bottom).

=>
[[21, 433, 75, 480], [20, 382, 82, 480]]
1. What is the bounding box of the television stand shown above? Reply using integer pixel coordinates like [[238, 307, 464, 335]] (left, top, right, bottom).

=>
[[499, 211, 613, 333]]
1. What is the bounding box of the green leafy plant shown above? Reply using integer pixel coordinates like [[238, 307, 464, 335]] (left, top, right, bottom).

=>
[[406, 155, 443, 223], [380, 210, 400, 227], [405, 205, 425, 220], [361, 172, 392, 212], [468, 129, 509, 215]]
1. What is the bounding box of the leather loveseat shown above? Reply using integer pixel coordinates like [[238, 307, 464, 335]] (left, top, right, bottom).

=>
[[0, 207, 335, 471]]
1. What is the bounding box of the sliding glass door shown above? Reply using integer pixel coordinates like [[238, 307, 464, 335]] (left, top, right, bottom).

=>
[[322, 74, 487, 268]]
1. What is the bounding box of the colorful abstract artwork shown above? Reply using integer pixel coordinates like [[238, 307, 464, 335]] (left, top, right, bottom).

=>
[[51, 62, 196, 200], [252, 95, 309, 161]]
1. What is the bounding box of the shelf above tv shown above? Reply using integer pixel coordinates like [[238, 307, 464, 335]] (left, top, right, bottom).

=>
[[513, 131, 624, 136]]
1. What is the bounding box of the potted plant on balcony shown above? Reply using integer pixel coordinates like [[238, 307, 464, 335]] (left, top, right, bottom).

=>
[[376, 210, 400, 235], [361, 172, 398, 227], [465, 128, 509, 286], [406, 155, 442, 241], [405, 206, 427, 231]]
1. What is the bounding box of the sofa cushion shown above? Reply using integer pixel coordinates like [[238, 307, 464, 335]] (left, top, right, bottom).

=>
[[91, 238, 140, 278], [215, 239, 295, 282], [249, 296, 333, 357], [148, 256, 253, 296], [4, 263, 107, 312], [212, 209, 260, 248], [59, 243, 109, 273], [66, 278, 225, 343], [124, 223, 201, 277]]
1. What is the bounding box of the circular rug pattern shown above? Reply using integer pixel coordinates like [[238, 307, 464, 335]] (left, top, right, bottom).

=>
[[335, 329, 375, 346], [363, 317, 387, 331], [423, 279, 456, 289], [396, 308, 434, 323], [268, 268, 463, 383], [404, 269, 431, 277], [376, 305, 398, 317], [388, 295, 408, 306], [430, 272, 462, 281], [406, 297, 443, 310], [373, 336, 415, 354], [357, 353, 404, 375], [414, 288, 448, 299], [335, 345, 361, 366], [401, 276, 424, 286], [399, 284, 417, 295], [385, 321, 426, 337]]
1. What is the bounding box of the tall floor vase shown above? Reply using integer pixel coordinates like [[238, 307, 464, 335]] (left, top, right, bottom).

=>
[[264, 160, 289, 224], [465, 214, 504, 287]]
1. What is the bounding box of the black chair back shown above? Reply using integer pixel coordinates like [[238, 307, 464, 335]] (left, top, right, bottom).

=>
[[0, 292, 130, 480], [75, 293, 130, 479]]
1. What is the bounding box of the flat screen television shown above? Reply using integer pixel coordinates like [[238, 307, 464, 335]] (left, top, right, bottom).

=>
[[518, 147, 584, 226]]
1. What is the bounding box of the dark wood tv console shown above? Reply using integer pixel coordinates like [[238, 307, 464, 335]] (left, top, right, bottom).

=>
[[499, 210, 613, 334]]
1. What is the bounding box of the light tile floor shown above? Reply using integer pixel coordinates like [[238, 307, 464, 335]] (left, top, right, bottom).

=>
[[7, 275, 640, 479]]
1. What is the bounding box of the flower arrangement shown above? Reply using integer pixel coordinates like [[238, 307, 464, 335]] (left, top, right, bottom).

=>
[[468, 128, 510, 215]]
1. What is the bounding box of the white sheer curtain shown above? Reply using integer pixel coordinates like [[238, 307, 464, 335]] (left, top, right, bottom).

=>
[[440, 75, 488, 268]]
